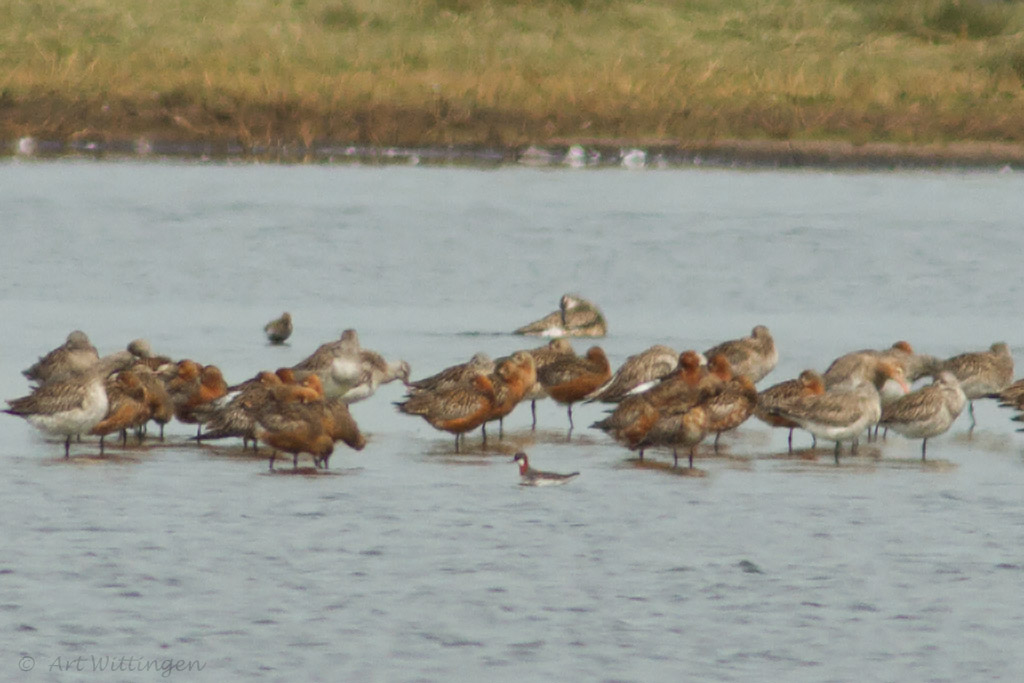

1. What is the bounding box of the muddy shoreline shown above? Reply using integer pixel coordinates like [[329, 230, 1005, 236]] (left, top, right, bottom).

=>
[[8, 135, 1023, 170]]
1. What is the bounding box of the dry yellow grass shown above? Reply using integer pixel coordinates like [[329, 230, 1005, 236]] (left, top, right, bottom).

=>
[[2, 0, 1024, 151]]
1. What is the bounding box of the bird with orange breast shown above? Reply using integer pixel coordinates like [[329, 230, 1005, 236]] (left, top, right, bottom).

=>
[[168, 360, 228, 438], [198, 370, 285, 451], [482, 351, 537, 441], [255, 396, 333, 471], [90, 369, 153, 454], [754, 369, 827, 452], [535, 345, 611, 434], [591, 351, 719, 456], [394, 372, 496, 453], [522, 338, 575, 430]]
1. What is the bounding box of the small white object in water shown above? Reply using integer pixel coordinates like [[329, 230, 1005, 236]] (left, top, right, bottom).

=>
[[621, 148, 646, 169], [16, 137, 37, 156]]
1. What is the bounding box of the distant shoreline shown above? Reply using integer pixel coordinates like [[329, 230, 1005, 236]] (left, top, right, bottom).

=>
[[6, 135, 1023, 170]]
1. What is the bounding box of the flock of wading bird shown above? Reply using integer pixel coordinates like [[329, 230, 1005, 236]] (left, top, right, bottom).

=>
[[3, 295, 1023, 474]]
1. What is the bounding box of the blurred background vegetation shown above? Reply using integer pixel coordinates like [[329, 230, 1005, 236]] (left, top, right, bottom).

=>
[[2, 0, 1023, 150]]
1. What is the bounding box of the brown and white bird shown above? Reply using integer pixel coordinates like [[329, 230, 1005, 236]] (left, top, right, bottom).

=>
[[22, 330, 100, 386], [584, 344, 679, 403], [264, 312, 293, 345], [408, 352, 495, 394], [514, 293, 607, 338], [536, 345, 612, 434], [767, 362, 909, 463], [522, 338, 576, 429], [5, 351, 134, 458], [937, 342, 1014, 431], [511, 452, 579, 486], [395, 372, 496, 453], [879, 371, 966, 460], [754, 369, 827, 452], [704, 325, 778, 384]]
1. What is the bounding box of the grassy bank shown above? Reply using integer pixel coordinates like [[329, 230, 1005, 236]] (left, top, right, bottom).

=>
[[3, 0, 1024, 156]]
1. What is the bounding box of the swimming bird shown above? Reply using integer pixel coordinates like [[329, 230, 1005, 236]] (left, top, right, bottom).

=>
[[703, 325, 778, 384], [511, 452, 579, 486], [22, 330, 99, 386], [522, 338, 576, 429], [767, 361, 909, 464], [394, 372, 496, 452], [536, 345, 612, 434], [514, 294, 607, 338], [879, 371, 966, 460], [5, 351, 134, 458], [754, 369, 827, 452], [264, 312, 293, 345], [585, 344, 679, 403], [937, 342, 1014, 432]]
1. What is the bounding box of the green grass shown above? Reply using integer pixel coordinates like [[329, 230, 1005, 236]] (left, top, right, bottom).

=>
[[2, 0, 1024, 148]]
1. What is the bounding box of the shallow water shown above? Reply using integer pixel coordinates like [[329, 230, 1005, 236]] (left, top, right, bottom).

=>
[[2, 159, 1024, 681]]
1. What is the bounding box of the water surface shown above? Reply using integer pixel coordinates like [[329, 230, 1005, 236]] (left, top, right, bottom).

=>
[[1, 160, 1023, 681]]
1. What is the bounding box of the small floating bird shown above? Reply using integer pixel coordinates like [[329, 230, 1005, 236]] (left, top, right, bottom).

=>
[[879, 371, 966, 460], [703, 325, 778, 384], [754, 369, 827, 452], [536, 345, 612, 434], [938, 342, 1014, 432], [23, 330, 99, 386], [394, 372, 496, 452], [585, 344, 679, 403], [264, 312, 293, 345], [511, 452, 579, 486], [514, 294, 607, 338], [5, 351, 134, 458]]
